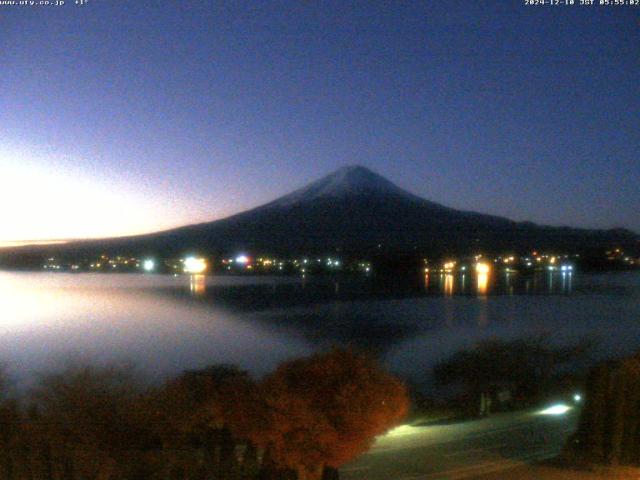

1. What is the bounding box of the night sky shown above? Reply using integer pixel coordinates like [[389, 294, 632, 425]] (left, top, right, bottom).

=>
[[1, 1, 638, 246]]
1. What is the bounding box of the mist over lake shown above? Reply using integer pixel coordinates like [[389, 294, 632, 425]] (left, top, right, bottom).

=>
[[1, 271, 639, 392]]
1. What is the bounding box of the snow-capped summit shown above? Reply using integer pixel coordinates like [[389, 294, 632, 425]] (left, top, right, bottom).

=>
[[265, 165, 421, 208]]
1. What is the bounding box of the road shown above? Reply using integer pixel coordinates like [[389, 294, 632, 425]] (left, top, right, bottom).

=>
[[340, 405, 580, 480]]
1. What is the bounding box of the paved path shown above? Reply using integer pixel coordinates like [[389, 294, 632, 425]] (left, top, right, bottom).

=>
[[341, 407, 579, 480]]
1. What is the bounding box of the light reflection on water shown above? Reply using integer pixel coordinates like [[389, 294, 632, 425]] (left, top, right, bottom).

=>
[[0, 273, 309, 387], [0, 271, 639, 392], [425, 270, 573, 297], [189, 274, 207, 295], [477, 272, 489, 296], [443, 274, 454, 296]]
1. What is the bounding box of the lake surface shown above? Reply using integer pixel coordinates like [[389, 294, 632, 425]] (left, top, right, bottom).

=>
[[1, 271, 639, 392]]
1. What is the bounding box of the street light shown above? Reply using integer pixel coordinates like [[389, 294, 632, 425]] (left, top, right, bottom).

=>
[[142, 259, 155, 272], [184, 257, 207, 274]]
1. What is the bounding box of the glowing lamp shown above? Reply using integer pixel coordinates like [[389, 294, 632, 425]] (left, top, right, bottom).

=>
[[475, 263, 490, 274], [235, 255, 250, 264], [184, 257, 207, 274], [385, 424, 418, 438], [539, 404, 571, 415], [142, 259, 155, 272]]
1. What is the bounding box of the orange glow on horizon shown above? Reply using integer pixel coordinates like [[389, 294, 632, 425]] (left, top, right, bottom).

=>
[[0, 149, 193, 244], [0, 239, 70, 249]]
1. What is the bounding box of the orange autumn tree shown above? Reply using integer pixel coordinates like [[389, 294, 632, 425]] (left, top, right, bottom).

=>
[[243, 348, 409, 480], [154, 365, 260, 474]]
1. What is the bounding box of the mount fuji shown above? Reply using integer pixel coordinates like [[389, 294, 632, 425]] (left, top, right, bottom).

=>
[[3, 166, 637, 259]]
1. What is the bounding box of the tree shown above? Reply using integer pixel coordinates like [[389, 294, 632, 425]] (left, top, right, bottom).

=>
[[0, 366, 21, 480], [433, 335, 589, 415], [240, 348, 409, 480], [28, 365, 155, 480], [153, 364, 260, 479], [571, 352, 640, 465]]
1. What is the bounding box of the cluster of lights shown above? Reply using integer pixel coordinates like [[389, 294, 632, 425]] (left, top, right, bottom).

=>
[[429, 261, 492, 276], [549, 264, 574, 272], [43, 264, 62, 270], [359, 262, 372, 273], [36, 248, 596, 278], [40, 252, 367, 275], [422, 251, 581, 277], [443, 261, 456, 272], [224, 255, 351, 273], [605, 249, 638, 266], [43, 254, 144, 272], [327, 258, 341, 267]]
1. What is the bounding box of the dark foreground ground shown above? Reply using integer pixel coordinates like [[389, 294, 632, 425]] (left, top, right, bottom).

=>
[[474, 465, 640, 479]]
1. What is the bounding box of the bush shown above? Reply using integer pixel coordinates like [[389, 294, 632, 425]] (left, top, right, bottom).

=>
[[434, 335, 590, 415], [0, 350, 409, 480]]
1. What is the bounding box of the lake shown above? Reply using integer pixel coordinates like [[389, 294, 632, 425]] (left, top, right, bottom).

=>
[[1, 270, 639, 392]]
